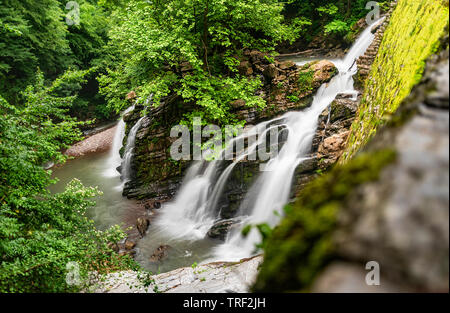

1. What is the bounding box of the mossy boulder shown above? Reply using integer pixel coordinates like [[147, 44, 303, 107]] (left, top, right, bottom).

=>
[[253, 149, 396, 292]]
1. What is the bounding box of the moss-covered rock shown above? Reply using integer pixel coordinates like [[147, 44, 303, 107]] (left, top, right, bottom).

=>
[[253, 149, 396, 292], [342, 0, 449, 162]]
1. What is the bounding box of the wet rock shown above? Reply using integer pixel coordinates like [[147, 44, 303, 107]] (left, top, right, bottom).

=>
[[318, 131, 350, 155], [124, 240, 136, 250], [149, 245, 171, 263], [136, 217, 150, 238], [329, 97, 358, 123], [207, 218, 243, 241], [309, 94, 359, 173], [295, 157, 319, 174], [95, 255, 263, 293]]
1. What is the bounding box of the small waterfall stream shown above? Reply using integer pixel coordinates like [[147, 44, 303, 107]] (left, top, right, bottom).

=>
[[104, 105, 135, 178], [153, 20, 381, 262], [121, 117, 145, 183]]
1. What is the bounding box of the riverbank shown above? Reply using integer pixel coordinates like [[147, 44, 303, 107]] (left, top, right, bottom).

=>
[[65, 124, 118, 157]]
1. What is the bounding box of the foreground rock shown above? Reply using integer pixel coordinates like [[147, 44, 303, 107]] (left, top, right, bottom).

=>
[[94, 255, 263, 293], [149, 245, 171, 263], [317, 48, 449, 293]]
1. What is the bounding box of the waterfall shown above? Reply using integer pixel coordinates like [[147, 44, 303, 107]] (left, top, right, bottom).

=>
[[155, 20, 381, 261], [104, 105, 135, 178], [121, 116, 145, 183]]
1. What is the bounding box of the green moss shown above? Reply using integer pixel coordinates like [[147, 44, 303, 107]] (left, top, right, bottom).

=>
[[297, 70, 315, 95], [341, 0, 449, 162], [287, 94, 300, 103], [253, 149, 397, 292]]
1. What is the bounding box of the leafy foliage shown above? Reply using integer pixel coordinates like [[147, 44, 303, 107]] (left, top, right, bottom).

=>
[[283, 0, 394, 43], [0, 75, 133, 292], [0, 0, 71, 104], [0, 0, 113, 120], [98, 0, 294, 125]]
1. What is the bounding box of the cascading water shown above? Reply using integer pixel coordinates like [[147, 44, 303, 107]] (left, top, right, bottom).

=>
[[154, 19, 383, 262], [121, 96, 153, 183], [121, 116, 145, 183], [104, 105, 135, 178]]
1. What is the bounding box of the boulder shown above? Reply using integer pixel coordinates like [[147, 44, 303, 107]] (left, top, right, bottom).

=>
[[312, 60, 337, 82], [149, 245, 171, 263], [207, 218, 243, 241], [263, 64, 278, 80], [124, 240, 136, 250], [238, 61, 253, 76], [136, 217, 150, 238], [318, 131, 350, 155], [328, 97, 358, 123]]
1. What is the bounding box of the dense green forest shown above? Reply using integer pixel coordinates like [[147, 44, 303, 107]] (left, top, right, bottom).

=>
[[1, 0, 395, 292]]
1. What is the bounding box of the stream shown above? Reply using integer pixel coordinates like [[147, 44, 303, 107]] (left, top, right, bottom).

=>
[[50, 20, 380, 274]]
